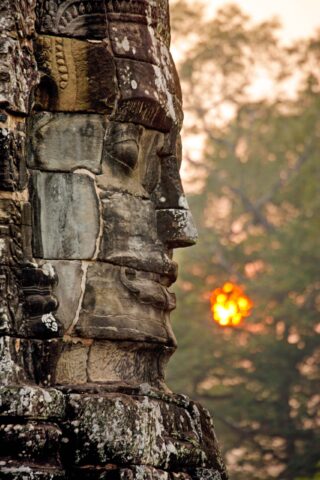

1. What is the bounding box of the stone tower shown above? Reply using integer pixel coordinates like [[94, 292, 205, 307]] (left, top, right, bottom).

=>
[[0, 1, 227, 478]]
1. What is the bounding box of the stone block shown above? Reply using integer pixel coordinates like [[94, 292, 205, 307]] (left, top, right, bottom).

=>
[[34, 35, 117, 113], [98, 191, 174, 277], [0, 0, 36, 40], [109, 22, 159, 64], [152, 155, 186, 209], [0, 385, 65, 419], [30, 171, 100, 259], [0, 464, 66, 480], [75, 262, 176, 346], [55, 338, 173, 388], [55, 340, 89, 385], [36, 0, 108, 39], [114, 58, 182, 132], [0, 266, 22, 335], [119, 466, 169, 480], [0, 336, 61, 386], [0, 422, 62, 465], [46, 260, 83, 331], [61, 392, 208, 470], [99, 123, 163, 198], [86, 341, 173, 388], [192, 470, 223, 480], [0, 37, 38, 114], [0, 125, 27, 191], [156, 209, 198, 248], [27, 113, 106, 174]]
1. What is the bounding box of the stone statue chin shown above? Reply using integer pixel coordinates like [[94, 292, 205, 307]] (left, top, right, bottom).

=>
[[0, 1, 228, 478]]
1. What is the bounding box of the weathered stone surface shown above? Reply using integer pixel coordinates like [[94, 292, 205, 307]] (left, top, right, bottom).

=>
[[192, 469, 223, 480], [45, 260, 83, 331], [30, 171, 100, 259], [0, 464, 66, 480], [119, 466, 169, 480], [86, 341, 172, 387], [75, 262, 176, 346], [28, 113, 106, 174], [36, 0, 108, 39], [114, 58, 182, 132], [18, 264, 62, 339], [0, 336, 61, 386], [0, 385, 65, 419], [55, 339, 173, 388], [0, 422, 62, 465], [65, 465, 185, 480], [0, 37, 38, 114], [153, 155, 186, 209], [0, 1, 227, 478], [98, 191, 175, 278], [61, 392, 213, 470], [0, 0, 36, 40], [0, 266, 22, 334], [99, 122, 163, 198], [55, 339, 89, 385], [0, 125, 27, 191], [34, 36, 117, 113], [157, 209, 198, 248], [109, 22, 160, 65]]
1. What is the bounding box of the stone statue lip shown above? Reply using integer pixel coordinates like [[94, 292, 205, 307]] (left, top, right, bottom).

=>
[[120, 267, 176, 312]]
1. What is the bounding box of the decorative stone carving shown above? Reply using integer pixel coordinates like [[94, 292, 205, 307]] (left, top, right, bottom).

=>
[[34, 35, 117, 113], [36, 0, 108, 39], [1, 1, 228, 479]]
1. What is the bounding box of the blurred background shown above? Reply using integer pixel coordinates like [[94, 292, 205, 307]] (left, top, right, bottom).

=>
[[167, 1, 320, 479]]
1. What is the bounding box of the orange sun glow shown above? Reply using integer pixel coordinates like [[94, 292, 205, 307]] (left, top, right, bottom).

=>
[[210, 282, 253, 327]]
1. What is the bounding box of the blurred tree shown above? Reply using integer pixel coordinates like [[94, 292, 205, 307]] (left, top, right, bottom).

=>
[[167, 3, 320, 479]]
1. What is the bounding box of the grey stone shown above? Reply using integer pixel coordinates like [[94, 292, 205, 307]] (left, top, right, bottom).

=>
[[0, 385, 65, 419], [30, 171, 100, 259], [75, 262, 176, 346], [0, 466, 66, 480], [0, 37, 38, 114], [55, 340, 89, 385], [0, 336, 61, 386], [193, 469, 223, 480], [156, 209, 198, 248], [98, 191, 175, 278], [62, 392, 209, 469], [0, 422, 62, 465], [28, 113, 106, 174], [86, 340, 173, 388], [45, 260, 83, 331]]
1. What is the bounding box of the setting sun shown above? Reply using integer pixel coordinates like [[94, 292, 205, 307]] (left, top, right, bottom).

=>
[[210, 283, 253, 327]]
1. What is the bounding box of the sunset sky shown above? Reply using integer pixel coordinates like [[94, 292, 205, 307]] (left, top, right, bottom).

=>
[[206, 0, 320, 41]]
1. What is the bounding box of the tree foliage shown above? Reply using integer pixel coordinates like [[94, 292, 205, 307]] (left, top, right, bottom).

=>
[[167, 3, 320, 479]]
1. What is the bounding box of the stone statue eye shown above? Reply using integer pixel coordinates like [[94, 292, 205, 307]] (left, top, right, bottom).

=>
[[112, 139, 139, 171], [103, 122, 142, 174]]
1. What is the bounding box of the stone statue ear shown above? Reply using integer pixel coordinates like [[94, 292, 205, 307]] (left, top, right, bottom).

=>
[[33, 74, 58, 111]]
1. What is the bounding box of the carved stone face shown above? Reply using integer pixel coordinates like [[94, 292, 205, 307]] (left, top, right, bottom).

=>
[[29, 0, 198, 386]]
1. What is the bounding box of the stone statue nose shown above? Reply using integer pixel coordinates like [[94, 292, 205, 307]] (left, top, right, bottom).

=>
[[157, 206, 198, 249], [154, 155, 198, 249]]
